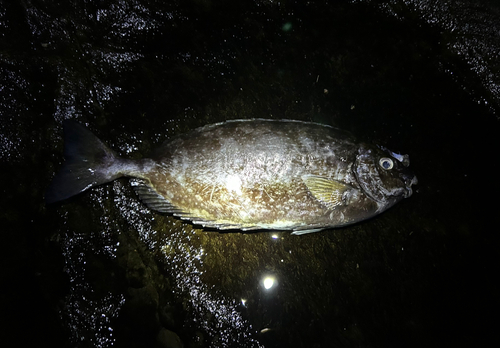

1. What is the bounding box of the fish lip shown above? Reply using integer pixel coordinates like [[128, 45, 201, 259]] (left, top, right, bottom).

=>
[[402, 175, 418, 198], [404, 186, 413, 198]]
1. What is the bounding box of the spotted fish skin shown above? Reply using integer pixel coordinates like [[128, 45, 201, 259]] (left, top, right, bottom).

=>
[[46, 119, 417, 235]]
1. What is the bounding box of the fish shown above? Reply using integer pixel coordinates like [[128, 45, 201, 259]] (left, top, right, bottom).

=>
[[46, 119, 417, 235]]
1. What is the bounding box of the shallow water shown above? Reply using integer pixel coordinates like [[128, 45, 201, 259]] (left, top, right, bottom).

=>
[[1, 1, 498, 347]]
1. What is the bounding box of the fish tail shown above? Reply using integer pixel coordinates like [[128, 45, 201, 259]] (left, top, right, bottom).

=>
[[46, 120, 122, 203]]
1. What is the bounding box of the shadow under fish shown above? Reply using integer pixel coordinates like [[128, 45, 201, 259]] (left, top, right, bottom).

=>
[[46, 119, 417, 235]]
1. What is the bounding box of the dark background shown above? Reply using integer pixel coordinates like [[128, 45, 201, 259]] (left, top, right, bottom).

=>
[[1, 0, 499, 347]]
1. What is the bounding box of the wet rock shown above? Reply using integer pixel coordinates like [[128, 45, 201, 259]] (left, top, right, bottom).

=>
[[125, 247, 148, 288], [156, 328, 183, 348], [159, 302, 177, 329], [124, 284, 160, 334]]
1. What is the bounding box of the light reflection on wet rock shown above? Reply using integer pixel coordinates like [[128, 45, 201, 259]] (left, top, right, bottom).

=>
[[59, 228, 125, 347]]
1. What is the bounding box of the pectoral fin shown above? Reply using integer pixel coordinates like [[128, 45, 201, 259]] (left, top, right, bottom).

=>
[[302, 175, 351, 209]]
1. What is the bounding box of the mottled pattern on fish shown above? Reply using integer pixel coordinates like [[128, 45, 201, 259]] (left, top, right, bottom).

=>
[[46, 119, 417, 235]]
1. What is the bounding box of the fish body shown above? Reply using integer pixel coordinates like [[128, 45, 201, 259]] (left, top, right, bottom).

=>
[[47, 119, 417, 235]]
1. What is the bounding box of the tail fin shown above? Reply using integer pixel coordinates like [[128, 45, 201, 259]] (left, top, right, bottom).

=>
[[46, 121, 122, 203]]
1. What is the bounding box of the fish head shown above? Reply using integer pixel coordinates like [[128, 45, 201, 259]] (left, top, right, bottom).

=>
[[353, 144, 417, 205]]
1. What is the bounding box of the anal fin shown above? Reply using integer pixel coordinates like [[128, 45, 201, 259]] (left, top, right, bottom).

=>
[[130, 180, 247, 230], [131, 180, 186, 215]]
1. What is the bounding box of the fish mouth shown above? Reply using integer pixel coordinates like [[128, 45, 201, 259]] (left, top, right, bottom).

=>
[[401, 174, 418, 198]]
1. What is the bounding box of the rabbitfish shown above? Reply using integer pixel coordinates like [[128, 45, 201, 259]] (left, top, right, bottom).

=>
[[46, 119, 417, 235]]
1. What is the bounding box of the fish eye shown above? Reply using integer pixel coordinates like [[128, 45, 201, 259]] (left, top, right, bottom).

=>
[[379, 157, 394, 170]]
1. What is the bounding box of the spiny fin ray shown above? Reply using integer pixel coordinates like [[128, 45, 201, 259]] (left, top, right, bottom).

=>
[[132, 181, 185, 214]]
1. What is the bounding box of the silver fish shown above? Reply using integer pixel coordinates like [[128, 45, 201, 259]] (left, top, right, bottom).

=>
[[46, 119, 417, 235]]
